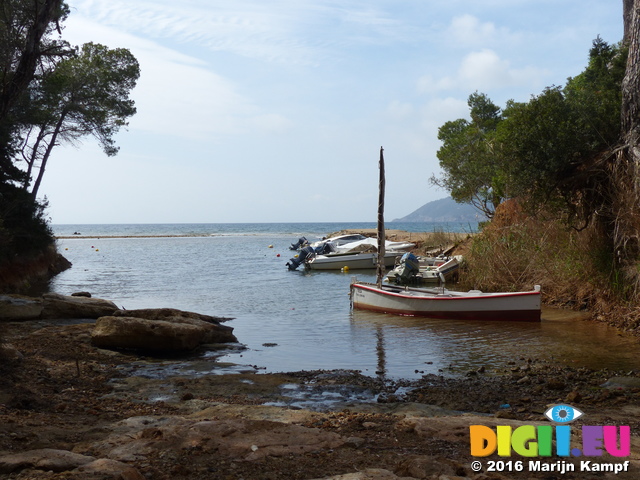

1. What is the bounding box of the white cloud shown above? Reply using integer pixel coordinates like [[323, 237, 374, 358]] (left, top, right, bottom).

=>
[[417, 49, 548, 94], [68, 0, 416, 67], [63, 16, 292, 140], [448, 14, 499, 46], [458, 49, 548, 90]]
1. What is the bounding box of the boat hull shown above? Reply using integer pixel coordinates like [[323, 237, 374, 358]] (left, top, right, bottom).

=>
[[350, 282, 541, 321], [308, 252, 401, 270]]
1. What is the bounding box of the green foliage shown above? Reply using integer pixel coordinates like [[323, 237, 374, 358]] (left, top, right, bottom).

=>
[[431, 92, 504, 218], [0, 183, 53, 263], [1, 1, 70, 265], [433, 37, 626, 227], [22, 42, 140, 196], [36, 42, 140, 156]]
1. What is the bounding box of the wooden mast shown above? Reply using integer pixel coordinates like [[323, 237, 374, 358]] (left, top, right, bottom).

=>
[[376, 146, 386, 287]]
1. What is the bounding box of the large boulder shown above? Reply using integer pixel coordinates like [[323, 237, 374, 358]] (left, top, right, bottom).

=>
[[87, 415, 344, 463], [0, 448, 95, 474], [112, 307, 233, 323], [41, 293, 118, 319], [0, 449, 144, 479], [91, 308, 237, 353], [0, 294, 43, 320]]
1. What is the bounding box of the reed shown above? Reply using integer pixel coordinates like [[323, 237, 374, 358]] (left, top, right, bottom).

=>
[[460, 213, 614, 308]]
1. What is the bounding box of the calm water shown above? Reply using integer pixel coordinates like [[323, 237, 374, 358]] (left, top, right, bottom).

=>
[[49, 223, 640, 379]]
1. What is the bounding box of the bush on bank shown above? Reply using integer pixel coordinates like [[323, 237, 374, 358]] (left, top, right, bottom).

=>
[[459, 200, 640, 333]]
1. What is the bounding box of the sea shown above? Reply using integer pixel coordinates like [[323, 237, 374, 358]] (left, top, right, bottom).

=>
[[49, 222, 640, 380]]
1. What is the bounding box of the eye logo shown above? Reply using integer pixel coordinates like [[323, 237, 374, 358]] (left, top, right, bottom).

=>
[[544, 404, 584, 423]]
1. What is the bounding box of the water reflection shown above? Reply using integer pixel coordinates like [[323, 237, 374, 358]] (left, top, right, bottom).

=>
[[349, 307, 640, 376], [375, 325, 386, 378]]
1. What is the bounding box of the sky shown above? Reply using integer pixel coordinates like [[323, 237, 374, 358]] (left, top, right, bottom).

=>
[[39, 0, 624, 224]]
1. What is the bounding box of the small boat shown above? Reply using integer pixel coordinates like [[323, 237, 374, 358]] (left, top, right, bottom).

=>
[[286, 235, 413, 271], [306, 250, 402, 270], [350, 282, 542, 321], [330, 237, 415, 254], [384, 254, 461, 285], [309, 234, 368, 248]]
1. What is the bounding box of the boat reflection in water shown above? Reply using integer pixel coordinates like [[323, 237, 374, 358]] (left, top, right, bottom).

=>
[[348, 307, 640, 378]]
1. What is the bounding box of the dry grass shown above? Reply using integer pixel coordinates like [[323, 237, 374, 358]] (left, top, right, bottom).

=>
[[459, 200, 615, 309]]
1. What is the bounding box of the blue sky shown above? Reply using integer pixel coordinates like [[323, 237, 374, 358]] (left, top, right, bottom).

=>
[[41, 0, 623, 224]]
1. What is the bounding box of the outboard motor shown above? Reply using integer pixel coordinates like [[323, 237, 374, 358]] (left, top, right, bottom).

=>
[[315, 241, 336, 255], [394, 252, 420, 284], [289, 236, 308, 250], [287, 245, 315, 270]]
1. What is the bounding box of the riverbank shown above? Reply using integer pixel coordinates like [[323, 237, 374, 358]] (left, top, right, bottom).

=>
[[1, 317, 639, 479]]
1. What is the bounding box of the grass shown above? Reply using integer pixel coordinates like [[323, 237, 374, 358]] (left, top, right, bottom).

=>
[[458, 204, 617, 310]]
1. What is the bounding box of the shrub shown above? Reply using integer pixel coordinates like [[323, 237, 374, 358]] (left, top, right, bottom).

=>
[[460, 202, 615, 309]]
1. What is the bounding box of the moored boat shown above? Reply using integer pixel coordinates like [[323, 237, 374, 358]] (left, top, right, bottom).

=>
[[306, 250, 402, 270], [286, 235, 413, 271], [350, 281, 542, 321], [384, 254, 461, 285]]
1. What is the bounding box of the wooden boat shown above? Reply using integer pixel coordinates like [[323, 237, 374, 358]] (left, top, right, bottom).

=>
[[350, 282, 542, 321]]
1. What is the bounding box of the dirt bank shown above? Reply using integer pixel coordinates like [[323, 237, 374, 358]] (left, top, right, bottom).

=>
[[1, 319, 638, 480]]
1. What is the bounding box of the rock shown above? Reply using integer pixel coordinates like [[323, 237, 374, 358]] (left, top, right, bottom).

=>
[[112, 307, 233, 323], [41, 293, 118, 319], [91, 311, 237, 353], [344, 436, 365, 448], [0, 343, 24, 363], [395, 455, 456, 479], [601, 377, 640, 389], [71, 291, 92, 297], [72, 458, 145, 479], [565, 390, 582, 403], [545, 379, 566, 390], [495, 409, 517, 419], [0, 294, 43, 320], [309, 469, 401, 480], [89, 415, 344, 463], [0, 448, 95, 474]]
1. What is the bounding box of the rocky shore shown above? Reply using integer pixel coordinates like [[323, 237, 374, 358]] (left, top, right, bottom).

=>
[[1, 292, 639, 479]]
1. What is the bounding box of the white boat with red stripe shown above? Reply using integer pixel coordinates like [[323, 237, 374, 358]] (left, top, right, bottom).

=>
[[350, 281, 541, 322]]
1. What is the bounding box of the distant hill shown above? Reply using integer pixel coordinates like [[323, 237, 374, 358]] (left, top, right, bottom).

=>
[[392, 197, 483, 222]]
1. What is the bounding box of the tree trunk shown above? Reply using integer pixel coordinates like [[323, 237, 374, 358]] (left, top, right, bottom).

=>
[[614, 0, 640, 291], [624, 0, 635, 42], [22, 125, 49, 190], [30, 110, 66, 199], [622, 1, 640, 155]]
